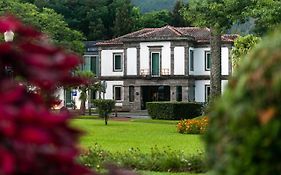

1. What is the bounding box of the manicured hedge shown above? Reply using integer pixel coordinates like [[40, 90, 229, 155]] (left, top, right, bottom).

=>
[[147, 102, 203, 120]]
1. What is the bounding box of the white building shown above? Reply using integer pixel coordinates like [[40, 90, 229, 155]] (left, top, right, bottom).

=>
[[95, 26, 236, 110], [57, 26, 236, 111]]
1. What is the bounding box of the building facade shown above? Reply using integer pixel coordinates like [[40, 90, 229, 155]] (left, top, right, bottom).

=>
[[95, 25, 237, 111], [55, 41, 100, 110]]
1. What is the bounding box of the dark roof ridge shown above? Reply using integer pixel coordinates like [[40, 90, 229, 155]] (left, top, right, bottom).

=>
[[137, 26, 166, 37], [166, 25, 183, 36]]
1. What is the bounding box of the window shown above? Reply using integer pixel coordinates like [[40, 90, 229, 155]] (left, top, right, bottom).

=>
[[176, 86, 182, 102], [151, 52, 160, 76], [114, 86, 122, 101], [188, 85, 195, 101], [91, 56, 98, 75], [129, 86, 134, 102], [190, 50, 194, 71], [64, 89, 73, 108], [83, 56, 91, 71], [90, 89, 97, 100], [205, 51, 211, 71], [83, 55, 99, 75], [205, 85, 211, 102], [113, 53, 123, 72]]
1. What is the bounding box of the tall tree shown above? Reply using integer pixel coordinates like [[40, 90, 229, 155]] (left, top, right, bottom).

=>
[[140, 10, 172, 28], [76, 71, 98, 115], [0, 0, 85, 53], [183, 0, 256, 101], [171, 0, 190, 27], [112, 0, 136, 37], [253, 0, 281, 35]]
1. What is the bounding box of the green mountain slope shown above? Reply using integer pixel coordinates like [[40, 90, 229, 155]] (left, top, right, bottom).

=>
[[132, 0, 188, 13]]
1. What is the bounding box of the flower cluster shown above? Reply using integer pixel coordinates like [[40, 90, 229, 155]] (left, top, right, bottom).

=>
[[0, 15, 96, 175], [177, 117, 208, 134]]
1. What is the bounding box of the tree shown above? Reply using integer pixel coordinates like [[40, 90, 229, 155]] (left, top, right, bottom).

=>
[[253, 0, 281, 35], [140, 10, 172, 28], [112, 0, 136, 37], [76, 71, 98, 115], [93, 99, 115, 125], [171, 0, 190, 27], [183, 0, 256, 102], [0, 0, 85, 54], [232, 35, 261, 71], [206, 27, 281, 175]]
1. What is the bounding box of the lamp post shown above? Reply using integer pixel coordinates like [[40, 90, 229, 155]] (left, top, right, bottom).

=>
[[4, 30, 14, 42]]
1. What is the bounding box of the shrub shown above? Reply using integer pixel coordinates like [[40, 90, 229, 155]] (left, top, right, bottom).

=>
[[177, 117, 208, 134], [0, 15, 94, 175], [205, 29, 281, 174], [79, 144, 207, 173], [147, 102, 203, 120], [93, 99, 115, 125]]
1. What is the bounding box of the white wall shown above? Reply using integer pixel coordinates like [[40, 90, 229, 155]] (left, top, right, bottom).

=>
[[221, 47, 229, 75], [101, 49, 124, 76], [127, 48, 137, 75], [140, 42, 171, 74], [222, 80, 228, 92], [195, 80, 210, 102], [193, 47, 229, 75], [195, 80, 229, 102], [174, 47, 185, 75], [54, 88, 64, 109], [193, 48, 210, 75], [104, 81, 124, 106], [55, 88, 82, 109]]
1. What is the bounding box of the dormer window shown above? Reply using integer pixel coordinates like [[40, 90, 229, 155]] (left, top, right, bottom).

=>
[[113, 53, 123, 72]]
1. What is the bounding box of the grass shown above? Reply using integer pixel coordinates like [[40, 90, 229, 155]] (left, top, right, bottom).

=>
[[141, 171, 206, 175], [72, 118, 204, 154]]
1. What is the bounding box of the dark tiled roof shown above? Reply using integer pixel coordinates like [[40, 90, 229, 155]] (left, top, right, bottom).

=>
[[96, 25, 238, 46]]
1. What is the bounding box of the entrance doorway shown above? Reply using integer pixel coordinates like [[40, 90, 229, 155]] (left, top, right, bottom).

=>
[[141, 86, 170, 109]]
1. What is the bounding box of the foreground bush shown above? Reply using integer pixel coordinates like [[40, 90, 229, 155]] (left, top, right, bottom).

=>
[[0, 15, 94, 175], [79, 144, 206, 173], [147, 102, 203, 120], [177, 117, 208, 134], [206, 29, 281, 174]]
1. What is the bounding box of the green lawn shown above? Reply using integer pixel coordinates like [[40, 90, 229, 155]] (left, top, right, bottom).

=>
[[141, 171, 205, 175], [72, 118, 204, 154]]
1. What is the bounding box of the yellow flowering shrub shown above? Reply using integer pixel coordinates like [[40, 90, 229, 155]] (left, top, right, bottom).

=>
[[177, 117, 208, 134]]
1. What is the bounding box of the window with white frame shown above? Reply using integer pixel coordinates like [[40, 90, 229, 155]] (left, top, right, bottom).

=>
[[151, 52, 160, 76], [190, 50, 194, 71], [205, 85, 211, 102], [113, 53, 123, 72], [205, 51, 211, 71], [114, 86, 122, 101]]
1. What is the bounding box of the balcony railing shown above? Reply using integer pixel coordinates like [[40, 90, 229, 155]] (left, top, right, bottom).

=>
[[140, 68, 170, 77]]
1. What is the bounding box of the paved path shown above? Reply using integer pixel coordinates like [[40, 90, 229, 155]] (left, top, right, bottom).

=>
[[110, 110, 150, 119]]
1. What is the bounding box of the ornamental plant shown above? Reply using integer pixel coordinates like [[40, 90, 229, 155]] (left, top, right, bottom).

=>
[[177, 117, 208, 134], [93, 99, 115, 125], [206, 28, 281, 175], [0, 15, 96, 175]]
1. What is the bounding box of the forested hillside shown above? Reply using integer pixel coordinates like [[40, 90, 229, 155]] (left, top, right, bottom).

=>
[[132, 0, 188, 13]]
